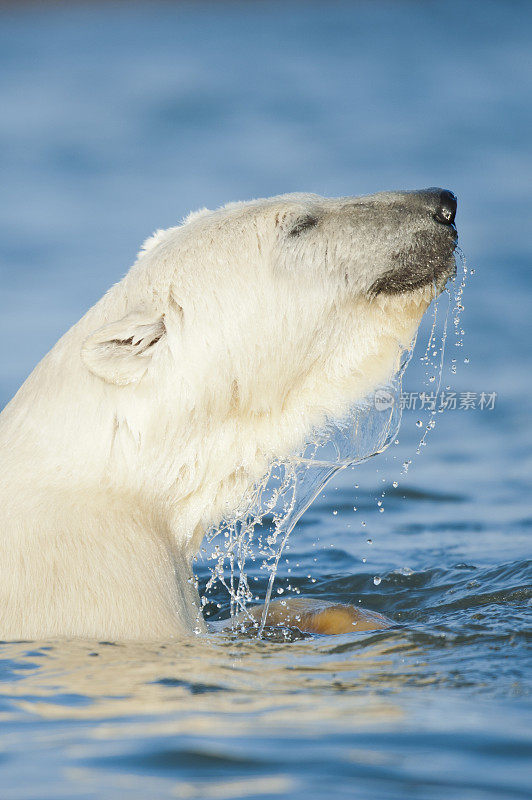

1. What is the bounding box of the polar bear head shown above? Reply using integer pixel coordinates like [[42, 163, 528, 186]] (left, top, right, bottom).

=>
[[79, 189, 457, 544]]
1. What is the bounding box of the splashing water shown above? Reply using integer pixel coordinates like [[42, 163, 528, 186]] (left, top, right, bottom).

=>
[[202, 340, 415, 636], [385, 249, 469, 511], [413, 248, 469, 461]]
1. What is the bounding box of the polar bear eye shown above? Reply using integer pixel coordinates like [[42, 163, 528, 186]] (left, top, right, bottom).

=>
[[288, 215, 318, 237]]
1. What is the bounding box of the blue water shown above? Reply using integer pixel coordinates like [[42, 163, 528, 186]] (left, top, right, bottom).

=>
[[0, 1, 531, 798]]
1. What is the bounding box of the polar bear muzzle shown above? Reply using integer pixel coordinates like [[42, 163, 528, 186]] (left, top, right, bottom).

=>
[[368, 188, 458, 297]]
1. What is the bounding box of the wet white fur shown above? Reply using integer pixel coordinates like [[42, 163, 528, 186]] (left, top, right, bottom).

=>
[[0, 194, 434, 640]]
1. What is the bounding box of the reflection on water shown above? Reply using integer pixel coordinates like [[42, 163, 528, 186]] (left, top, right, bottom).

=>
[[1, 0, 531, 798], [1, 634, 409, 721]]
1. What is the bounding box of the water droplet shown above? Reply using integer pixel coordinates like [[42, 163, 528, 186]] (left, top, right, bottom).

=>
[[366, 538, 372, 545], [416, 420, 423, 428], [464, 358, 469, 364], [332, 510, 338, 516], [396, 566, 414, 576], [392, 481, 398, 488], [277, 587, 284, 594], [373, 576, 382, 586]]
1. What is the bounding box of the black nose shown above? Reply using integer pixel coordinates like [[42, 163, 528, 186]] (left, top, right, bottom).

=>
[[434, 189, 457, 225]]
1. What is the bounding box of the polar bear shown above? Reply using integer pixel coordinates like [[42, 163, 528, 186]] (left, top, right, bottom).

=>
[[0, 189, 457, 641]]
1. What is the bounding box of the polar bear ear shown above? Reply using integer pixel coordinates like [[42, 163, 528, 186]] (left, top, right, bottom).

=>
[[81, 310, 166, 386]]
